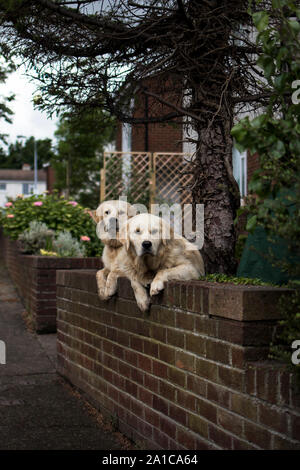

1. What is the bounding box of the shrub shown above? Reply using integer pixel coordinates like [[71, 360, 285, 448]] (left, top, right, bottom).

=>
[[18, 220, 55, 254], [52, 230, 86, 258], [0, 192, 102, 257]]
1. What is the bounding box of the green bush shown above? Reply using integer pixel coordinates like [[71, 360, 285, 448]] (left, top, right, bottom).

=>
[[18, 220, 55, 254], [52, 230, 86, 258], [0, 192, 103, 257]]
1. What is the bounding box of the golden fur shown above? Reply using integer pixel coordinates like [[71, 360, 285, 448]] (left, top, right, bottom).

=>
[[88, 199, 135, 300], [104, 213, 205, 312]]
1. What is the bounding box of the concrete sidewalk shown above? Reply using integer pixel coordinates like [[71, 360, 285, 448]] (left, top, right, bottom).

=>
[[0, 259, 128, 450]]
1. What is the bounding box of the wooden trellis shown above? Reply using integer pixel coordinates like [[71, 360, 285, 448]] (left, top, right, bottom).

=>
[[101, 151, 193, 209]]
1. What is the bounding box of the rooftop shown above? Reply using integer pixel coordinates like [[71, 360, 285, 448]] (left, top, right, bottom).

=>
[[0, 169, 47, 182]]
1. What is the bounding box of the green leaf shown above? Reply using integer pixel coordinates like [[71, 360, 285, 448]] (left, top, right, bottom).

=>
[[253, 11, 269, 32], [288, 19, 300, 34], [271, 140, 286, 159], [246, 215, 257, 233]]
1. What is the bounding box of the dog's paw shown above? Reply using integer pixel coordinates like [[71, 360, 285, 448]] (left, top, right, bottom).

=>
[[136, 294, 151, 312], [97, 288, 110, 301], [104, 283, 117, 298], [150, 279, 164, 296]]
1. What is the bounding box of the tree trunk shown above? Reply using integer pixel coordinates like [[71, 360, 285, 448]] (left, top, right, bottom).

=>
[[193, 118, 240, 275]]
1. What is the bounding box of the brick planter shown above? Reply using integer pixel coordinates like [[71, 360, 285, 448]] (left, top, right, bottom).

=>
[[56, 270, 300, 450], [1, 235, 102, 333]]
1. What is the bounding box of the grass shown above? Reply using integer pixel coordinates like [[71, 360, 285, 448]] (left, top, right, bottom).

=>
[[198, 273, 280, 287]]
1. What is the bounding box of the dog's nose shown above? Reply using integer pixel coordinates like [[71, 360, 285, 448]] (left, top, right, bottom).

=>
[[142, 240, 152, 250]]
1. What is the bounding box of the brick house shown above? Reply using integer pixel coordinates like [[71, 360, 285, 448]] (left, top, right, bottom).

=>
[[116, 89, 259, 201]]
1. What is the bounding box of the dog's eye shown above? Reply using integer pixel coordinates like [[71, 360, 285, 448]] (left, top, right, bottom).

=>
[[135, 228, 141, 234], [105, 210, 110, 215]]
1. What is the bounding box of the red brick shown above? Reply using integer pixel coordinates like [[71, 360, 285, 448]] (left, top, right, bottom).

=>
[[231, 392, 257, 422], [188, 413, 208, 438], [176, 311, 195, 331], [176, 389, 196, 412], [259, 403, 289, 434], [138, 387, 153, 407], [175, 350, 195, 372], [244, 421, 272, 449], [159, 416, 177, 440], [159, 344, 175, 365], [152, 360, 168, 380], [153, 395, 168, 415], [207, 382, 230, 408], [217, 408, 243, 436], [187, 375, 207, 398], [195, 358, 218, 382], [144, 374, 159, 393], [208, 424, 232, 449], [166, 328, 185, 348], [186, 333, 206, 356], [169, 403, 187, 426], [176, 428, 196, 449], [159, 380, 176, 402], [168, 366, 186, 388]]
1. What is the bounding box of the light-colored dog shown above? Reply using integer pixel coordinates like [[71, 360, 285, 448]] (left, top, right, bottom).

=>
[[88, 199, 135, 300], [105, 213, 205, 311]]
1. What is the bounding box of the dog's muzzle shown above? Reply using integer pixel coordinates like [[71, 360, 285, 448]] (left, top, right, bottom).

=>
[[141, 240, 152, 254]]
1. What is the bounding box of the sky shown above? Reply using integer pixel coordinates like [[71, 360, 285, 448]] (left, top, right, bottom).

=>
[[0, 65, 58, 148]]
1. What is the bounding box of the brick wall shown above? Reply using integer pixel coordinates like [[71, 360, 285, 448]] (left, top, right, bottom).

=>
[[247, 150, 260, 190], [1, 235, 102, 333], [56, 270, 300, 450], [116, 76, 183, 153]]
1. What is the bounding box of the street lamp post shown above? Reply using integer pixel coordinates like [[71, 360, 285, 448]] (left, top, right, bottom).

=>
[[34, 138, 38, 194]]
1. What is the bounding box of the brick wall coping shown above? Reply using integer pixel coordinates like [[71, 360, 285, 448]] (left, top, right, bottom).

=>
[[17, 254, 102, 269], [56, 270, 293, 323]]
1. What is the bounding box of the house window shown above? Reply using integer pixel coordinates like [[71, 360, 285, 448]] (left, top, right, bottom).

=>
[[0, 183, 6, 191], [232, 146, 247, 198], [22, 183, 34, 195]]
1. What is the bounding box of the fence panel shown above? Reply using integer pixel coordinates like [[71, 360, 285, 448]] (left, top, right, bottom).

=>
[[101, 151, 193, 209]]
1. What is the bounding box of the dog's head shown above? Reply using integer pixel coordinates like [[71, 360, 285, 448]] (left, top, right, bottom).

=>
[[121, 213, 173, 257], [88, 200, 135, 247]]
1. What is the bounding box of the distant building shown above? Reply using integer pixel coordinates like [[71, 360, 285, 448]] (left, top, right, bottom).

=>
[[0, 163, 47, 207]]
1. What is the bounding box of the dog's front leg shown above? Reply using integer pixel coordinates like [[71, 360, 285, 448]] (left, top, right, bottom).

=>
[[150, 265, 199, 296], [131, 280, 150, 312], [104, 271, 119, 298], [96, 268, 110, 299]]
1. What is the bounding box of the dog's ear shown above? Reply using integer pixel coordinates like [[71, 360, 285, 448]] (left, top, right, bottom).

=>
[[87, 210, 100, 224], [160, 218, 173, 246], [120, 221, 130, 250]]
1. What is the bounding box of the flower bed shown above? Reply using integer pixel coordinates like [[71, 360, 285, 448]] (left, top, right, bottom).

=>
[[1, 234, 102, 333]]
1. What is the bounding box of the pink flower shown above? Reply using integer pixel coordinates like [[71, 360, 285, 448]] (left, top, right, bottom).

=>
[[5, 202, 13, 207], [33, 201, 43, 206], [68, 201, 78, 206], [80, 236, 90, 242], [7, 214, 14, 218]]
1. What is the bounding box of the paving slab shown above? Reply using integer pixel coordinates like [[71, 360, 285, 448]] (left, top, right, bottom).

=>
[[0, 259, 124, 450]]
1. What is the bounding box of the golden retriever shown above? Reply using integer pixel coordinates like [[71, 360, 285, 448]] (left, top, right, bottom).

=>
[[105, 213, 205, 311], [88, 199, 135, 300]]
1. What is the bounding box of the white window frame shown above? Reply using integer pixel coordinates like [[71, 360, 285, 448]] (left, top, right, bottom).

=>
[[232, 146, 247, 200]]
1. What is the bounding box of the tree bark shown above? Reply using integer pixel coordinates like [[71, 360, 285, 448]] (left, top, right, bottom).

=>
[[192, 114, 240, 275]]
